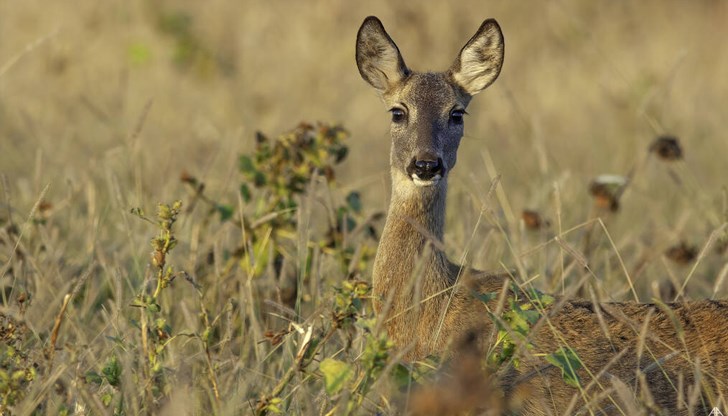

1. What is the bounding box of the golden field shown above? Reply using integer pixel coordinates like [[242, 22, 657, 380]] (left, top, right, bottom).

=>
[[1, 1, 727, 414]]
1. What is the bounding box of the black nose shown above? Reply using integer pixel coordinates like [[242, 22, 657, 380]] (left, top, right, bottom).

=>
[[407, 157, 444, 180]]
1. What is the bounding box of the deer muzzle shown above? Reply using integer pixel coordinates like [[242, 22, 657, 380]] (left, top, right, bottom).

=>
[[406, 156, 445, 187]]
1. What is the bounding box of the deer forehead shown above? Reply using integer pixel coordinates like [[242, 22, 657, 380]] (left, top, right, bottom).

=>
[[383, 72, 470, 115]]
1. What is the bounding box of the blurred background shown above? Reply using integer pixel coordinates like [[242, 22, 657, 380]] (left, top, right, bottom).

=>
[[1, 0, 727, 298]]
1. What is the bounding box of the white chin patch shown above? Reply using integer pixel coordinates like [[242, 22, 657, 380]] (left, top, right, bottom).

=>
[[411, 174, 442, 187]]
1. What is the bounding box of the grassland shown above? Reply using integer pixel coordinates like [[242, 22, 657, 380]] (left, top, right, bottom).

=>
[[1, 1, 728, 414]]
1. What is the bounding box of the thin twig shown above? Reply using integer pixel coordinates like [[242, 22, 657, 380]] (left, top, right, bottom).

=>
[[46, 266, 93, 370], [1, 184, 50, 282], [255, 326, 337, 416], [0, 30, 59, 78]]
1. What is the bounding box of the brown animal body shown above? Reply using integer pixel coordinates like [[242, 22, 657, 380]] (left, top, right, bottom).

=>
[[356, 16, 728, 414]]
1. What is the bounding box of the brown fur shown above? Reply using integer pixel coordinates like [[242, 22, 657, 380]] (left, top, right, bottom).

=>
[[356, 16, 728, 414]]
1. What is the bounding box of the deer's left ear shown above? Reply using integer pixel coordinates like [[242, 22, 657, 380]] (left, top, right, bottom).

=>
[[449, 19, 505, 96]]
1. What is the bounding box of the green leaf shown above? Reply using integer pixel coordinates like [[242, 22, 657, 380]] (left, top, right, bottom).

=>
[[506, 300, 541, 335], [343, 216, 356, 233], [128, 42, 151, 65], [526, 288, 555, 307], [253, 171, 266, 187], [101, 392, 113, 406], [538, 293, 555, 307], [391, 363, 414, 388], [265, 398, 283, 414], [319, 358, 353, 395], [85, 371, 103, 385], [102, 355, 122, 387], [522, 308, 540, 325], [240, 183, 251, 202], [346, 191, 362, 213], [215, 204, 234, 222], [473, 291, 498, 304], [167, 236, 178, 250], [503, 309, 530, 336], [238, 155, 255, 174], [129, 207, 145, 218], [545, 347, 583, 388], [334, 146, 348, 163]]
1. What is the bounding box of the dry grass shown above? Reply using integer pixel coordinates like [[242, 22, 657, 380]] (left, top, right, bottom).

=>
[[1, 0, 728, 414]]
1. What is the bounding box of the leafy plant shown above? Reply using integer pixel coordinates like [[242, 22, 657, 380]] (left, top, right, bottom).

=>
[[485, 285, 554, 369], [129, 201, 184, 409], [319, 358, 353, 395], [481, 285, 584, 389], [545, 346, 583, 388], [254, 279, 387, 416], [0, 314, 36, 411], [182, 122, 382, 299]]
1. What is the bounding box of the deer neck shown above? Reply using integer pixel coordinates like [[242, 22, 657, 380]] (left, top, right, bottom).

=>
[[373, 169, 453, 312]]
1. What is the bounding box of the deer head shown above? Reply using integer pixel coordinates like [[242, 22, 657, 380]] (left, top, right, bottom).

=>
[[356, 16, 504, 192]]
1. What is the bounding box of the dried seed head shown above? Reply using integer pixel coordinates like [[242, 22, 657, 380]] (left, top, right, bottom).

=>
[[255, 131, 268, 145], [650, 135, 683, 161], [152, 250, 165, 267], [156, 328, 169, 341], [157, 203, 172, 221], [263, 329, 290, 346], [151, 237, 165, 251], [179, 170, 198, 186], [665, 241, 697, 265], [322, 166, 336, 181], [38, 200, 53, 213], [522, 209, 549, 230], [589, 175, 626, 212]]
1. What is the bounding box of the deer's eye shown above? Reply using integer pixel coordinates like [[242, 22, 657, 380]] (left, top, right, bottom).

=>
[[390, 108, 406, 123], [450, 109, 466, 125]]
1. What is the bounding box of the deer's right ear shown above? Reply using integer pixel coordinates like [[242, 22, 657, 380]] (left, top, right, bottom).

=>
[[356, 16, 410, 93]]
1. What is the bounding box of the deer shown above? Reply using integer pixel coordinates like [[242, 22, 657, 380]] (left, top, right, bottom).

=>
[[356, 15, 728, 415]]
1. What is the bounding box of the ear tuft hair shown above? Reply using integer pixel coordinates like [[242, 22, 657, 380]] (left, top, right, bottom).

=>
[[449, 19, 505, 96]]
